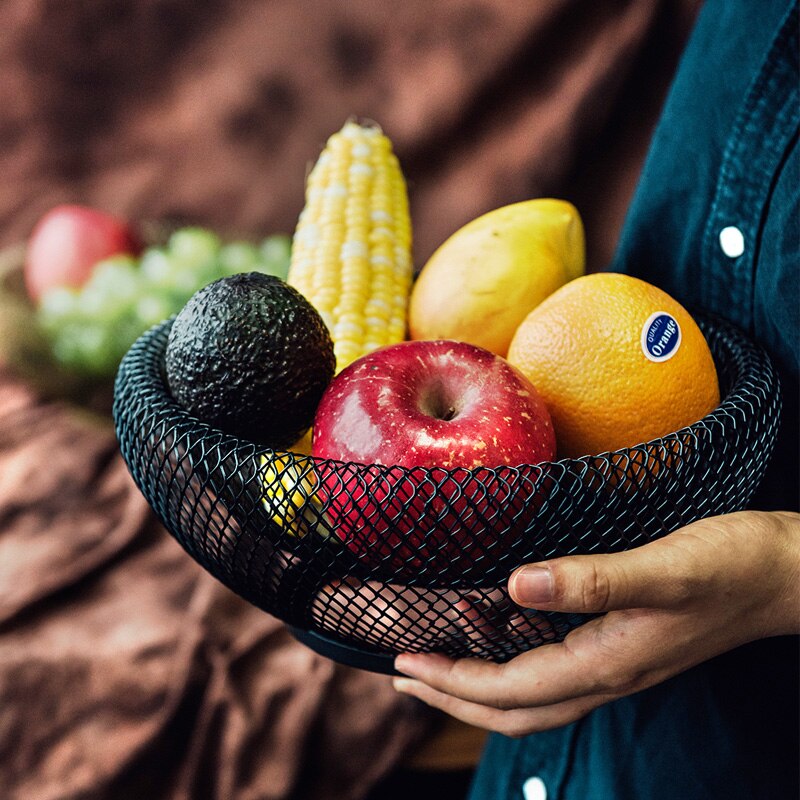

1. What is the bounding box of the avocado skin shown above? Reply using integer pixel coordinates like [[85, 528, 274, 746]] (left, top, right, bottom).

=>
[[165, 272, 335, 449]]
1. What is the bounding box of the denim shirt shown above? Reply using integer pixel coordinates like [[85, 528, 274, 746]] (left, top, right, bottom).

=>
[[469, 1, 799, 798]]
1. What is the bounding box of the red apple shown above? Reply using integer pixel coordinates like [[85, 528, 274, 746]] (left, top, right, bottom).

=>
[[25, 204, 141, 302], [312, 340, 556, 573]]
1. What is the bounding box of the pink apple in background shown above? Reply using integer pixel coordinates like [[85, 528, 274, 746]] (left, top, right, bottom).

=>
[[312, 340, 557, 572], [25, 204, 141, 302]]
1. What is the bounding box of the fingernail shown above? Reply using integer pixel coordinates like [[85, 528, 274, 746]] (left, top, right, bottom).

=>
[[395, 653, 448, 677], [393, 677, 413, 693], [394, 654, 418, 676], [511, 566, 553, 603]]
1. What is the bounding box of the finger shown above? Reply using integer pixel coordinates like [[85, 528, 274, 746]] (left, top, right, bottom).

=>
[[395, 653, 522, 709], [506, 609, 559, 644], [393, 677, 608, 736], [395, 631, 626, 709], [508, 536, 705, 613], [450, 597, 501, 644], [449, 594, 517, 646]]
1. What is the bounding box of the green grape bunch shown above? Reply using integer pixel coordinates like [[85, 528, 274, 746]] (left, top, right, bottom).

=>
[[37, 228, 292, 377]]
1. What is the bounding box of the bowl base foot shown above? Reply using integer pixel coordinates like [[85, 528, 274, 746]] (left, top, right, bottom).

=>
[[288, 626, 399, 675]]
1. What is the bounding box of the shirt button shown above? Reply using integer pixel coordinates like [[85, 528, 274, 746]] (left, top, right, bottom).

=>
[[522, 775, 547, 800], [719, 226, 745, 257]]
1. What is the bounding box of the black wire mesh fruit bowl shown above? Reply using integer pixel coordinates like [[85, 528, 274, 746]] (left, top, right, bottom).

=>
[[113, 314, 781, 674]]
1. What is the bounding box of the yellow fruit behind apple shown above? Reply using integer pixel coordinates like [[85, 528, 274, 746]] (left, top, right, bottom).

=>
[[289, 428, 313, 455], [408, 199, 585, 356]]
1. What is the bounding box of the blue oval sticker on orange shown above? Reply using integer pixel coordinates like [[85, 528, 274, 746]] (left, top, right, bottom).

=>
[[641, 312, 681, 362]]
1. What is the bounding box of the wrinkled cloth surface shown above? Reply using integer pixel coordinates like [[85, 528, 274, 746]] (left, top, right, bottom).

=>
[[0, 0, 699, 272], [0, 367, 431, 800], [0, 1, 700, 798]]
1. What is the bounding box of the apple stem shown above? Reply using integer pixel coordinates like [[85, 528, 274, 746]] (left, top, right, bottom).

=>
[[418, 382, 460, 421]]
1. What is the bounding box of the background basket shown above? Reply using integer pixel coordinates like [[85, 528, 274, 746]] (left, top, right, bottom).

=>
[[113, 315, 781, 674]]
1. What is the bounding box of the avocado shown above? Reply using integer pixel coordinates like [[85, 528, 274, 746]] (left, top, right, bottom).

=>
[[165, 272, 335, 449]]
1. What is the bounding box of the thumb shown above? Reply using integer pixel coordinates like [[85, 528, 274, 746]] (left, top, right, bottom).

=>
[[508, 540, 695, 613]]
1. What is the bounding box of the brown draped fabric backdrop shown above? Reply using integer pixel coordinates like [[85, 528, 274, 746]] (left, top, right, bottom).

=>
[[0, 1, 700, 799]]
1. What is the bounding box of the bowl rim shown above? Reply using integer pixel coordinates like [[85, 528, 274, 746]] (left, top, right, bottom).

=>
[[113, 312, 776, 478]]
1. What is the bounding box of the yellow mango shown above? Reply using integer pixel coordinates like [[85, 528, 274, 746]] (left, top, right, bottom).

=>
[[408, 199, 585, 356]]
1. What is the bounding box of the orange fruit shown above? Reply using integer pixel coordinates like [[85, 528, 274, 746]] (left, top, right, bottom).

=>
[[507, 273, 720, 458]]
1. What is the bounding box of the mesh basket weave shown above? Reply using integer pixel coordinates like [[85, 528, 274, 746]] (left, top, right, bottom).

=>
[[113, 315, 781, 674]]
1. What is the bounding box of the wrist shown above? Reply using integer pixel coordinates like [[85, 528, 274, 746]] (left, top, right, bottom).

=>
[[762, 511, 800, 637]]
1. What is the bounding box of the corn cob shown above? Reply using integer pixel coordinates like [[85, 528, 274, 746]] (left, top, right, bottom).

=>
[[288, 121, 413, 373]]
